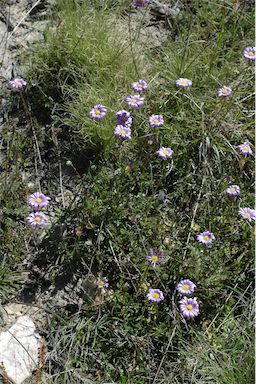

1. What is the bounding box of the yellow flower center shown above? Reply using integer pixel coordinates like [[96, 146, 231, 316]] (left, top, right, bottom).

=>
[[151, 255, 158, 262], [243, 146, 249, 151], [35, 216, 41, 222], [95, 109, 101, 115], [137, 84, 142, 88], [99, 280, 105, 286], [163, 149, 169, 155], [248, 51, 254, 56], [120, 129, 126, 135], [180, 79, 187, 85], [148, 140, 153, 145], [153, 118, 159, 123], [35, 197, 42, 203], [15, 80, 22, 86], [229, 188, 235, 193], [182, 284, 189, 291], [187, 304, 193, 310], [153, 292, 160, 299], [131, 99, 137, 103], [222, 89, 228, 94], [75, 229, 82, 236], [245, 212, 251, 217], [192, 224, 200, 231], [203, 235, 209, 241]]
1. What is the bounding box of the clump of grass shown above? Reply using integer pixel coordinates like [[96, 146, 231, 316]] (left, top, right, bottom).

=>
[[27, 0, 148, 153], [19, 1, 254, 382], [0, 267, 21, 301], [149, 1, 255, 183], [1, 0, 254, 382], [179, 291, 255, 384], [0, 128, 33, 302]]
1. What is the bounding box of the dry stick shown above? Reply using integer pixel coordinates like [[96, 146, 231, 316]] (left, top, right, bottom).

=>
[[127, 3, 150, 78], [7, 0, 42, 41], [33, 142, 41, 193], [5, 329, 38, 366], [152, 325, 177, 384], [109, 239, 123, 275], [20, 93, 43, 167], [0, 5, 10, 68], [133, 3, 149, 42], [128, 10, 140, 78], [183, 175, 206, 261], [20, 93, 42, 192], [50, 126, 66, 208], [109, 239, 139, 293], [106, 4, 148, 69], [58, 156, 65, 208]]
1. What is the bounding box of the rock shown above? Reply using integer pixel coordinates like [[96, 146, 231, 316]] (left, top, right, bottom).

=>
[[150, 0, 182, 18], [0, 315, 41, 384], [1, 303, 46, 329], [0, 0, 55, 85]]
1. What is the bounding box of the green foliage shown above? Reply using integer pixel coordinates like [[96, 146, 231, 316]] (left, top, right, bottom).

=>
[[0, 0, 254, 382], [38, 153, 253, 381], [27, 0, 148, 153], [0, 267, 21, 300], [179, 292, 255, 384], [149, 2, 254, 182]]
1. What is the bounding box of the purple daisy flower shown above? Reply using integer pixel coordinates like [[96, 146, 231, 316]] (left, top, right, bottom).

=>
[[243, 47, 256, 61], [27, 212, 48, 227], [179, 297, 199, 320], [126, 94, 144, 108], [146, 288, 164, 303], [132, 79, 148, 92], [74, 226, 85, 237], [146, 134, 156, 145], [116, 110, 132, 127], [9, 78, 27, 90], [225, 185, 240, 196], [237, 142, 253, 156], [89, 104, 107, 120], [149, 114, 164, 127], [98, 277, 109, 289], [114, 125, 131, 139], [28, 192, 50, 209], [239, 207, 256, 222], [176, 78, 192, 88], [197, 231, 215, 245], [223, 175, 231, 183], [133, 0, 148, 7], [217, 86, 232, 97], [176, 279, 196, 296], [147, 248, 164, 267], [156, 147, 173, 159]]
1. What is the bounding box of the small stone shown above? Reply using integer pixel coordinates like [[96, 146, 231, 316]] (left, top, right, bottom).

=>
[[0, 316, 41, 384]]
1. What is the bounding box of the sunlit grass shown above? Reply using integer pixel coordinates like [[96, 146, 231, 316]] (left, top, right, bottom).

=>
[[0, 0, 254, 383]]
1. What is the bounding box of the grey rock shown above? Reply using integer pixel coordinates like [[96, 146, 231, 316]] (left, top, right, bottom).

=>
[[150, 0, 182, 17], [0, 0, 54, 83]]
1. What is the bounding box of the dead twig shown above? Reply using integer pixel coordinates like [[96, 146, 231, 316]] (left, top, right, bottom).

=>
[[7, 0, 42, 41], [0, 362, 16, 384], [35, 345, 47, 384]]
